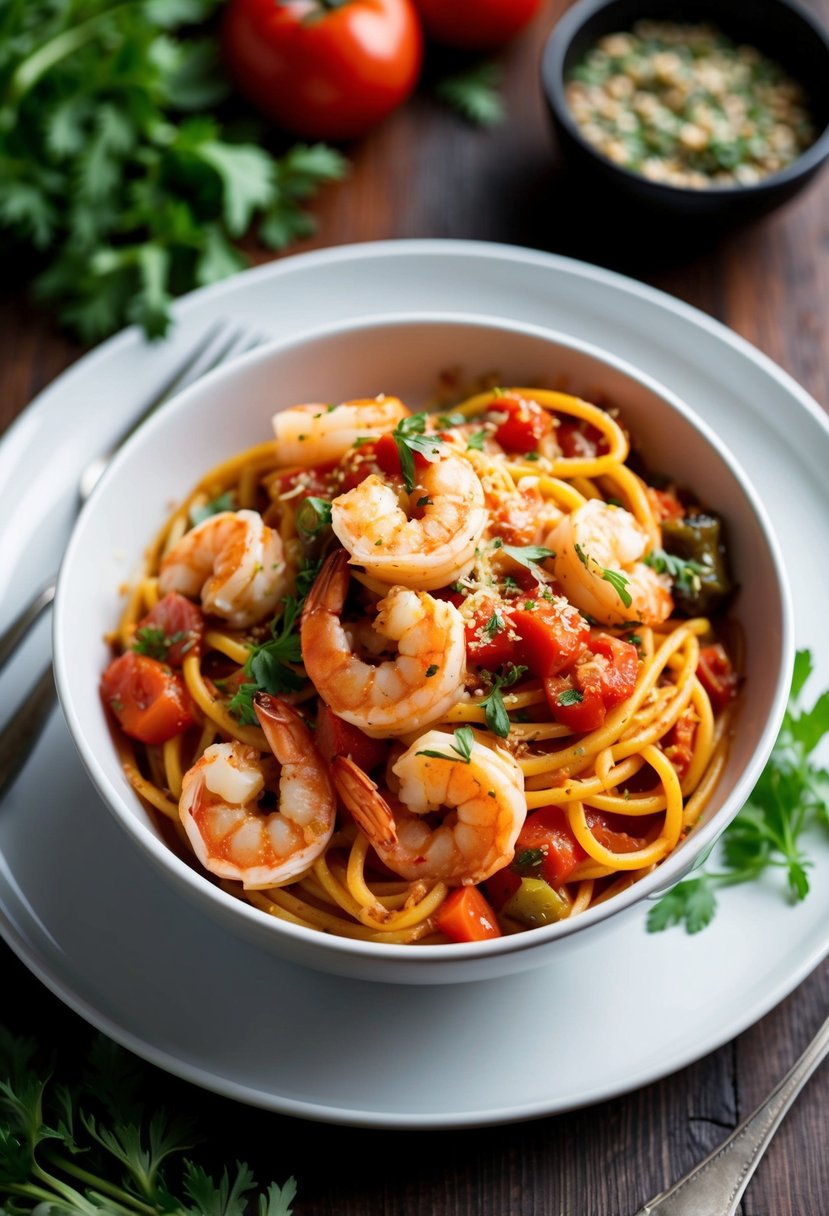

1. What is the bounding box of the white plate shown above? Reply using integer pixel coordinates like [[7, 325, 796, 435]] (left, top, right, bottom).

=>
[[1, 239, 828, 1129]]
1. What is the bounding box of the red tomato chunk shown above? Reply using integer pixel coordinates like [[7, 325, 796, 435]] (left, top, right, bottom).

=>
[[434, 886, 502, 943], [697, 643, 739, 710], [513, 806, 585, 886], [544, 633, 639, 732], [134, 592, 204, 666], [316, 705, 388, 772], [101, 651, 195, 744], [492, 396, 552, 452]]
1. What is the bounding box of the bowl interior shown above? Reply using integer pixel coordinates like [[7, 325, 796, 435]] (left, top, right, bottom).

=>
[[53, 313, 792, 980]]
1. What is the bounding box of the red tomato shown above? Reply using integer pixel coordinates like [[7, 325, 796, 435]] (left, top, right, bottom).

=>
[[484, 865, 521, 910], [663, 706, 697, 781], [544, 633, 640, 732], [465, 600, 518, 669], [510, 598, 588, 679], [556, 417, 609, 459], [434, 886, 502, 942], [273, 460, 338, 501], [411, 0, 541, 50], [513, 806, 585, 886], [101, 652, 195, 745], [648, 485, 685, 522], [133, 593, 204, 667], [585, 809, 645, 854], [697, 643, 739, 710], [492, 395, 552, 453], [222, 0, 424, 140], [316, 704, 388, 772]]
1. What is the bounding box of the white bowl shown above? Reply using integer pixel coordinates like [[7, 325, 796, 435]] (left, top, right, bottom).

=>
[[53, 312, 793, 984]]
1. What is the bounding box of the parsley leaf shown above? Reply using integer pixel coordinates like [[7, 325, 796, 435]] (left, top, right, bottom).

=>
[[189, 491, 236, 526], [295, 496, 332, 538], [417, 725, 476, 764], [501, 544, 556, 569], [434, 61, 505, 127], [132, 626, 190, 662], [0, 3, 347, 342], [574, 543, 632, 607], [644, 547, 705, 595], [478, 664, 529, 738], [647, 649, 829, 934], [392, 413, 444, 493], [228, 598, 306, 725]]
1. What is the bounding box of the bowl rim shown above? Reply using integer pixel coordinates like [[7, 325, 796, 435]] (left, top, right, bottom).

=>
[[541, 0, 829, 198], [54, 308, 795, 966]]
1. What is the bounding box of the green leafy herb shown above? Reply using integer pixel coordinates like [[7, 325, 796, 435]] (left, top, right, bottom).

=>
[[644, 547, 705, 595], [417, 725, 476, 764], [574, 544, 631, 606], [0, 1027, 297, 1215], [391, 413, 444, 493], [557, 688, 584, 707], [466, 430, 487, 451], [425, 664, 439, 678], [189, 491, 236, 526], [435, 411, 466, 428], [478, 664, 529, 738], [434, 61, 505, 127], [132, 626, 190, 662], [295, 496, 332, 538], [484, 612, 505, 637], [501, 544, 557, 569], [295, 555, 322, 601], [514, 848, 545, 870], [0, 1, 347, 342], [228, 597, 306, 724], [647, 649, 829, 934]]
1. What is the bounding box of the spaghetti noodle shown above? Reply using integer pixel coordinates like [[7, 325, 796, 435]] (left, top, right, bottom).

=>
[[101, 384, 740, 944]]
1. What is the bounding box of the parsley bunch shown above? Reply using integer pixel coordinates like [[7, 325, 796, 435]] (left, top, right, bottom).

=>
[[648, 648, 829, 934], [0, 0, 347, 342], [228, 597, 306, 726], [0, 1027, 296, 1215]]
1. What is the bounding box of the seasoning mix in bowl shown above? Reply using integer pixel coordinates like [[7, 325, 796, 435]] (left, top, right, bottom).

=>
[[565, 20, 816, 189], [541, 0, 829, 225]]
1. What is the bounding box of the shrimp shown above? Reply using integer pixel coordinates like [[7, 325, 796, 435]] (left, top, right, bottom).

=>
[[272, 396, 410, 466], [179, 694, 336, 889], [548, 498, 673, 627], [332, 728, 526, 886], [158, 508, 286, 630], [330, 452, 487, 590], [301, 549, 467, 739]]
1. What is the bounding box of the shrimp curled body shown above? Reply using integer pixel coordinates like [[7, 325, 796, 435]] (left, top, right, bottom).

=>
[[273, 396, 410, 466], [331, 453, 487, 591], [301, 550, 467, 739], [159, 508, 286, 630], [333, 729, 526, 886], [179, 695, 336, 889], [549, 498, 672, 627]]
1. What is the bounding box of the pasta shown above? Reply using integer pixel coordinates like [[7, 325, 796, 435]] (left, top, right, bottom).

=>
[[100, 383, 741, 944]]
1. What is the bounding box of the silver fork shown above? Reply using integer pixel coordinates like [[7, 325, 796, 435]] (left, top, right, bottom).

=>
[[633, 1009, 829, 1215], [0, 318, 269, 798]]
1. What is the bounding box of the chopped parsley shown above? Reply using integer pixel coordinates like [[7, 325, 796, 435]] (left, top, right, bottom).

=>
[[228, 597, 306, 724], [132, 626, 191, 662], [557, 688, 584, 707], [500, 543, 556, 569], [417, 725, 475, 764], [392, 413, 444, 493], [478, 664, 529, 738], [574, 543, 632, 607], [189, 491, 236, 526], [295, 496, 332, 538], [644, 547, 705, 595], [466, 430, 487, 451]]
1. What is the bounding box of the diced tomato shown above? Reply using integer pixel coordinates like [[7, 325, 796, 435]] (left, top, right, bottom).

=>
[[133, 592, 204, 666], [647, 485, 685, 522], [584, 808, 646, 853], [101, 651, 195, 744], [555, 417, 609, 459], [513, 806, 586, 886], [544, 633, 640, 732], [434, 886, 502, 942], [273, 460, 338, 501], [492, 395, 552, 453], [465, 600, 519, 668], [697, 643, 739, 710], [373, 431, 433, 480], [510, 598, 589, 679], [663, 706, 698, 780], [315, 704, 388, 772]]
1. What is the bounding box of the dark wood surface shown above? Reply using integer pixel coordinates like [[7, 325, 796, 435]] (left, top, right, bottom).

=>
[[2, 2, 828, 1212]]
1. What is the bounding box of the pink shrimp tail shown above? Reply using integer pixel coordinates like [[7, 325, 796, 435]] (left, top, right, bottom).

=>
[[332, 755, 398, 847]]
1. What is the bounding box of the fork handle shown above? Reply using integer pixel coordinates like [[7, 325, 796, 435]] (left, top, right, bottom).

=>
[[0, 581, 56, 672], [0, 664, 57, 799], [638, 1012, 829, 1215]]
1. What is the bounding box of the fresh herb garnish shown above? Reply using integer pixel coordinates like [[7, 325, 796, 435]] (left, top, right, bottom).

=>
[[478, 664, 529, 738], [574, 543, 632, 607], [295, 496, 332, 538], [391, 413, 444, 493], [189, 491, 236, 526], [644, 547, 705, 595], [466, 430, 487, 451], [417, 725, 476, 764], [435, 411, 466, 428], [0, 1027, 297, 1215], [0, 1, 347, 342], [484, 612, 505, 637], [434, 61, 505, 128], [228, 597, 306, 724], [557, 688, 584, 707], [647, 649, 829, 934], [501, 544, 556, 569], [132, 626, 190, 662]]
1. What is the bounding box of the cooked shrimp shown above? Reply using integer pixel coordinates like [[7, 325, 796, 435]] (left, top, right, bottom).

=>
[[158, 508, 286, 630], [179, 694, 335, 889], [332, 728, 526, 886], [548, 498, 672, 626], [273, 396, 410, 466], [330, 452, 487, 590], [301, 549, 466, 739]]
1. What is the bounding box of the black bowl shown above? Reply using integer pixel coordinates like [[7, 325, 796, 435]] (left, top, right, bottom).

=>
[[540, 0, 829, 230]]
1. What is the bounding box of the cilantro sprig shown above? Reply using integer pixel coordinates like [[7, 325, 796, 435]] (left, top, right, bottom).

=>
[[478, 664, 529, 738], [392, 413, 444, 493], [648, 648, 829, 934], [0, 1, 347, 342], [0, 1027, 297, 1215], [228, 592, 310, 725]]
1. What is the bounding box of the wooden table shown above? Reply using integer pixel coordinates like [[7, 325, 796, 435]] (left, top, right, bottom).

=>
[[2, 2, 828, 1212]]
